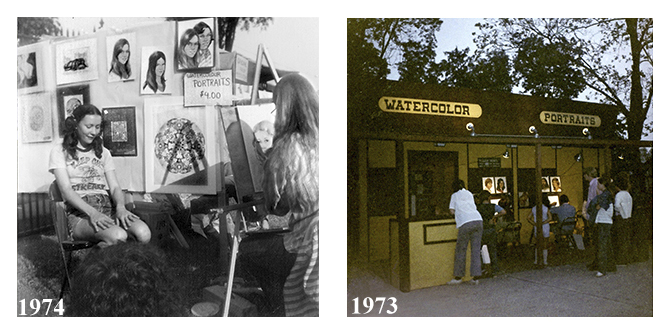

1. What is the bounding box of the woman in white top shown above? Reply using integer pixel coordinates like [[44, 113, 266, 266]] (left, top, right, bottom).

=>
[[49, 104, 151, 247], [448, 179, 483, 285], [613, 171, 634, 264]]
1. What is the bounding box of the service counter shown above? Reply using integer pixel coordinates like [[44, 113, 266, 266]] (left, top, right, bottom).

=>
[[389, 218, 477, 292]]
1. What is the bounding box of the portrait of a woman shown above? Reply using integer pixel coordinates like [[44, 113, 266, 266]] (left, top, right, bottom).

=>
[[177, 28, 199, 70], [142, 50, 167, 94], [108, 38, 132, 82]]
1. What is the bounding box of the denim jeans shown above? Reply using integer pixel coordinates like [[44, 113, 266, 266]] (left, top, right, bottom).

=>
[[453, 220, 483, 278]]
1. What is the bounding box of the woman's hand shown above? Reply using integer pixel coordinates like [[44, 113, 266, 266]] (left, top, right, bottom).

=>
[[115, 207, 139, 230], [88, 211, 116, 233]]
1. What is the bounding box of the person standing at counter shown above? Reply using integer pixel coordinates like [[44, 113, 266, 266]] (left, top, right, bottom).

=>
[[448, 179, 483, 285], [476, 190, 506, 276], [588, 176, 617, 277]]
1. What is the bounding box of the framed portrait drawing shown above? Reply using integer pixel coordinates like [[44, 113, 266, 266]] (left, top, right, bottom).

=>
[[482, 177, 495, 194], [19, 92, 53, 143], [17, 44, 45, 94], [55, 38, 98, 85], [541, 176, 551, 193], [550, 176, 562, 193], [144, 97, 217, 194], [106, 33, 136, 83], [140, 46, 171, 95], [495, 176, 507, 194], [175, 18, 215, 71], [56, 84, 90, 135], [102, 106, 137, 156]]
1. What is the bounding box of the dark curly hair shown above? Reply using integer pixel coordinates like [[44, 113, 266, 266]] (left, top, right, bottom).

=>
[[67, 243, 184, 316], [62, 104, 104, 160]]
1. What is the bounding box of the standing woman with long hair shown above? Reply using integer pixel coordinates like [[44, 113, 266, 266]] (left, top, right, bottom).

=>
[[263, 73, 319, 316], [108, 38, 131, 81], [142, 51, 166, 94], [49, 104, 151, 247]]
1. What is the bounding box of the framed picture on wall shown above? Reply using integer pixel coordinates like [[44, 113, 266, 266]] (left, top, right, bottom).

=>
[[17, 44, 45, 94], [106, 33, 136, 82], [495, 176, 507, 194], [541, 176, 551, 193], [19, 92, 53, 143], [144, 97, 217, 194], [550, 176, 562, 193], [175, 17, 215, 71], [102, 106, 137, 156], [56, 84, 90, 135], [140, 46, 172, 95], [55, 38, 98, 85], [482, 177, 495, 194]]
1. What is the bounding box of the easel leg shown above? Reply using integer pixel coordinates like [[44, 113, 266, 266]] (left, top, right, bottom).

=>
[[223, 210, 244, 317]]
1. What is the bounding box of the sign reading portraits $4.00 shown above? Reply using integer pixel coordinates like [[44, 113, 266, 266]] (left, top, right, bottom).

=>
[[184, 70, 233, 107]]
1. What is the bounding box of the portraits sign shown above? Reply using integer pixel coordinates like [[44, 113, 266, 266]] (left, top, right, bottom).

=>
[[102, 106, 137, 156], [19, 92, 53, 143], [55, 38, 98, 85], [140, 46, 171, 95], [175, 18, 215, 71], [17, 43, 45, 94], [144, 97, 217, 194], [56, 84, 90, 135], [106, 33, 136, 83], [183, 70, 233, 106]]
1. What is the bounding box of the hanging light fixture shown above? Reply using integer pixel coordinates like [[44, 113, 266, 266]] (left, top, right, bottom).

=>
[[466, 123, 475, 136], [502, 148, 510, 159], [574, 152, 583, 162]]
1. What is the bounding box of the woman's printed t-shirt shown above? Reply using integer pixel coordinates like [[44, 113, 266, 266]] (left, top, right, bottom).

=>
[[49, 146, 115, 196]]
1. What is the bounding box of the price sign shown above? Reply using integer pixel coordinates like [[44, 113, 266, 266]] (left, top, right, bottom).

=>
[[184, 70, 233, 106]]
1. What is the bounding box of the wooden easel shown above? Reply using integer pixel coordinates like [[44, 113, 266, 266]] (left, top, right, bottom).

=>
[[213, 44, 281, 317]]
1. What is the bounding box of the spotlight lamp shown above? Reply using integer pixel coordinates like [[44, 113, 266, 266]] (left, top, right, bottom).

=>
[[574, 152, 583, 162], [582, 128, 592, 139], [529, 126, 538, 138], [502, 149, 510, 159], [466, 123, 475, 136]]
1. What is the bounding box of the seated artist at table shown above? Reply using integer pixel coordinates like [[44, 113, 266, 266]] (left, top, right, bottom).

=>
[[550, 194, 577, 236]]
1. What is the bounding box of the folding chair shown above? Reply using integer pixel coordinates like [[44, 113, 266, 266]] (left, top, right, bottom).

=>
[[48, 182, 98, 300], [555, 216, 578, 250]]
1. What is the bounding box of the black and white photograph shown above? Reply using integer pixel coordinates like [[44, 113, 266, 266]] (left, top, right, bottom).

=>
[[175, 18, 215, 71], [16, 16, 319, 319]]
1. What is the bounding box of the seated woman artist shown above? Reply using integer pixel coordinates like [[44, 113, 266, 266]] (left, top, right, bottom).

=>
[[49, 104, 151, 247]]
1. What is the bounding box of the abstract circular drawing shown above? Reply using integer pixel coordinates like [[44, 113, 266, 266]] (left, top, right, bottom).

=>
[[29, 105, 44, 131], [154, 117, 206, 174]]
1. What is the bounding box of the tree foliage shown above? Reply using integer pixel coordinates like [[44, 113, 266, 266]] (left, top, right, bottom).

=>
[[431, 47, 515, 92], [474, 18, 653, 141], [17, 17, 62, 46]]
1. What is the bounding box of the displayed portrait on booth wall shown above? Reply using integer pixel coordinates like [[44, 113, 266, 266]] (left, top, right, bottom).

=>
[[175, 18, 215, 71], [541, 176, 551, 193], [141, 46, 171, 95], [482, 177, 495, 194], [551, 176, 562, 193], [18, 44, 46, 95], [495, 177, 507, 194], [55, 38, 98, 85], [56, 84, 90, 135], [106, 33, 136, 82], [19, 92, 53, 143]]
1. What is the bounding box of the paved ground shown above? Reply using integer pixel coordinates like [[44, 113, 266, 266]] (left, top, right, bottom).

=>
[[347, 246, 653, 317]]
